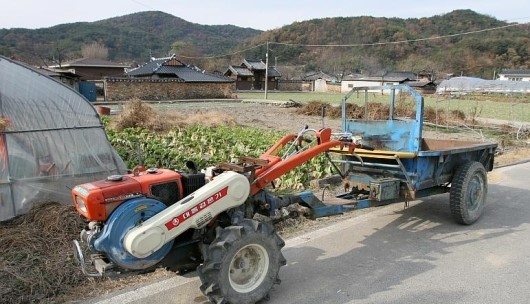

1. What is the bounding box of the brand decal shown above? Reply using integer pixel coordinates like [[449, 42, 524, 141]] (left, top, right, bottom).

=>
[[165, 186, 228, 231], [103, 193, 143, 203]]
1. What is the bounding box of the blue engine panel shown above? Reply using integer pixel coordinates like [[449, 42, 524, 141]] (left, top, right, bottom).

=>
[[92, 197, 174, 270]]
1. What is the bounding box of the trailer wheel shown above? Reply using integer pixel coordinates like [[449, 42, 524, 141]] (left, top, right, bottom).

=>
[[450, 161, 488, 225], [198, 219, 286, 304]]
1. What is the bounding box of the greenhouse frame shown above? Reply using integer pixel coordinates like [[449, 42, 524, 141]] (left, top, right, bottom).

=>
[[0, 56, 127, 221]]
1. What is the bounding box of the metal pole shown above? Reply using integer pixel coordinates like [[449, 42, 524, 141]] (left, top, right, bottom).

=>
[[264, 41, 269, 100], [364, 89, 368, 120], [389, 88, 395, 120]]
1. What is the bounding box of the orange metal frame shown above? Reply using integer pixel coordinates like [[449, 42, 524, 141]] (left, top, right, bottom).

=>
[[73, 128, 354, 221], [250, 128, 355, 195]]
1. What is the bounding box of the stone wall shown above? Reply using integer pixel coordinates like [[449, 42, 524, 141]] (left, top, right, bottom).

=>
[[278, 80, 313, 91], [104, 78, 234, 101], [326, 82, 342, 93]]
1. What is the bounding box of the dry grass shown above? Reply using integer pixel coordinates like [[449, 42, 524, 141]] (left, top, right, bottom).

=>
[[0, 202, 86, 303], [181, 110, 238, 127], [112, 99, 171, 132], [0, 202, 178, 304], [112, 100, 237, 132], [295, 100, 467, 125]]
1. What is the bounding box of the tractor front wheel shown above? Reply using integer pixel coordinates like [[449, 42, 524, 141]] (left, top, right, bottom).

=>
[[198, 219, 286, 304]]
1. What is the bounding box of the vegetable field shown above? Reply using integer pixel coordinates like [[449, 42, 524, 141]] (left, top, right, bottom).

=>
[[106, 125, 333, 190]]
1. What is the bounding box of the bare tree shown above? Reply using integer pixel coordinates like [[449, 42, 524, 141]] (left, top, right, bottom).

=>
[[81, 42, 108, 59]]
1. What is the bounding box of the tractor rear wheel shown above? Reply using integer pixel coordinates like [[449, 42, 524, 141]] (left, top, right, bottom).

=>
[[198, 219, 286, 304], [450, 161, 488, 225]]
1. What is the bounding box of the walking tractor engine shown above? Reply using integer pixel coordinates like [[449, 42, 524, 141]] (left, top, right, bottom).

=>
[[72, 166, 250, 276]]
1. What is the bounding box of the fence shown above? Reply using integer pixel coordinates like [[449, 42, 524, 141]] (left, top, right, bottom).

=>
[[344, 90, 530, 142], [428, 94, 530, 142], [428, 93, 528, 124]]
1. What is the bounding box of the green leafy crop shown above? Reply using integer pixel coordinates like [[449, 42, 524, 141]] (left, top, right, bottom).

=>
[[106, 125, 332, 190]]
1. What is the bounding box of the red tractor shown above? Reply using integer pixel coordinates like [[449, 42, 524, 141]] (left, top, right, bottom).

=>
[[72, 127, 357, 303]]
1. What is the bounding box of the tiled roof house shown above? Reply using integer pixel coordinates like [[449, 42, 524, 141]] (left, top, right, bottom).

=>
[[224, 59, 281, 90], [127, 55, 232, 83], [49, 58, 129, 80]]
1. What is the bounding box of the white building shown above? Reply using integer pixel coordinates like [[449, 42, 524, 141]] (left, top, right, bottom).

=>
[[341, 76, 408, 93], [498, 69, 530, 81]]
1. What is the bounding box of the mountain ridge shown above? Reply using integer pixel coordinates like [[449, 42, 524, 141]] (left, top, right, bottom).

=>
[[0, 10, 528, 77], [0, 11, 261, 65], [241, 10, 529, 77]]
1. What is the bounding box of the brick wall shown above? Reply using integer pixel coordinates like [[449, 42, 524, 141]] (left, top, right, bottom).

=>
[[104, 78, 234, 101]]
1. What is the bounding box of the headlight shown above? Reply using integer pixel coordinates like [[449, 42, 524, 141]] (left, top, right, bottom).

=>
[[76, 196, 88, 213]]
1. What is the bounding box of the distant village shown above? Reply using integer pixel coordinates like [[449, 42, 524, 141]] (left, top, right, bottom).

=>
[[32, 54, 530, 102]]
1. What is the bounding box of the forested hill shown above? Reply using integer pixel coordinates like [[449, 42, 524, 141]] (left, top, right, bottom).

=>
[[243, 10, 530, 78], [0, 11, 261, 65], [1, 9, 528, 78]]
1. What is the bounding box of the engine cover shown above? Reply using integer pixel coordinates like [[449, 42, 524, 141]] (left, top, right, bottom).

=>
[[73, 168, 184, 222], [92, 197, 174, 270]]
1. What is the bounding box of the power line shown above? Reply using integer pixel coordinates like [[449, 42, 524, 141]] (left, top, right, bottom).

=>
[[177, 43, 268, 59], [129, 0, 158, 11], [271, 22, 529, 47], [172, 20, 529, 59]]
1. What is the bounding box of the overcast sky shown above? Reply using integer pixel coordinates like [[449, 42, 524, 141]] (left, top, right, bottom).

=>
[[1, 0, 529, 30]]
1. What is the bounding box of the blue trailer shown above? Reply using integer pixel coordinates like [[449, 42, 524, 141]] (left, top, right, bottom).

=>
[[300, 85, 497, 225]]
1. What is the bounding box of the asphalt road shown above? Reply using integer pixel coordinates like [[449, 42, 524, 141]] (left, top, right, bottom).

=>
[[89, 162, 530, 304]]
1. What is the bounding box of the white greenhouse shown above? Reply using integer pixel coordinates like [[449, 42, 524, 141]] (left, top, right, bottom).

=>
[[0, 56, 127, 221]]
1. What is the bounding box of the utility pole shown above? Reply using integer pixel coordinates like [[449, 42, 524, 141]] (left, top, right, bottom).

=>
[[264, 41, 269, 100]]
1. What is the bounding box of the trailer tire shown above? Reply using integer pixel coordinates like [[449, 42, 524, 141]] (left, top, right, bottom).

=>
[[450, 161, 488, 225], [198, 219, 286, 304]]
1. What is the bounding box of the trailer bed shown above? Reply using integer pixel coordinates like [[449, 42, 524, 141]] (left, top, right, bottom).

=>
[[327, 85, 497, 224]]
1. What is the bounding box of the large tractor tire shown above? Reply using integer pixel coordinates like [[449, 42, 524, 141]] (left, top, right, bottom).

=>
[[198, 219, 286, 304], [450, 161, 488, 225]]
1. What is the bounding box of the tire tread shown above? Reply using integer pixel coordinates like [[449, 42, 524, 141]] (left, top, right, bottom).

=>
[[198, 219, 285, 304], [449, 161, 487, 225]]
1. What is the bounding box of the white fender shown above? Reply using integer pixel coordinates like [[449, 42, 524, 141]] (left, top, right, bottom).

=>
[[124, 171, 250, 258]]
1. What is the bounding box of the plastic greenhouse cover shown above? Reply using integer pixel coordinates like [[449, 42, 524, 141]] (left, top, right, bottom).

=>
[[0, 56, 127, 221], [437, 77, 530, 94]]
